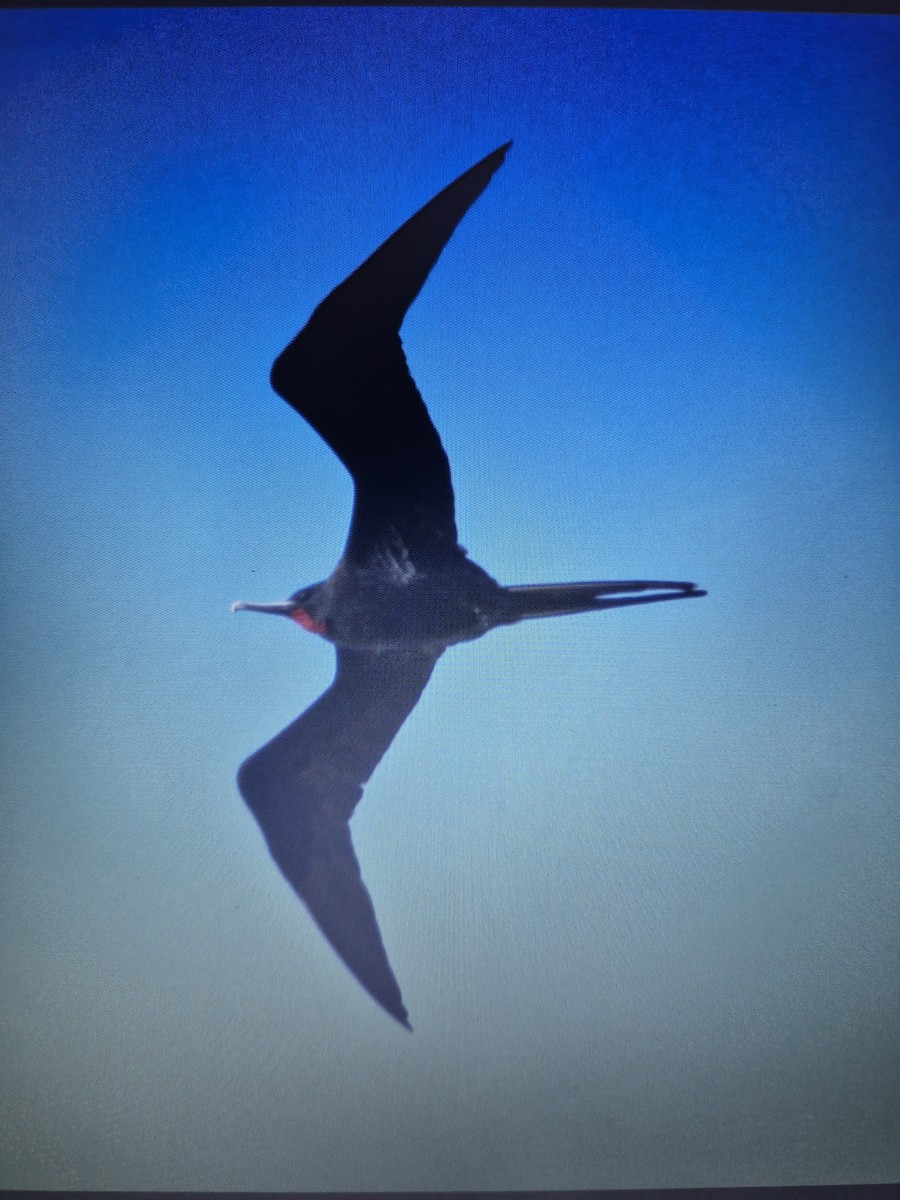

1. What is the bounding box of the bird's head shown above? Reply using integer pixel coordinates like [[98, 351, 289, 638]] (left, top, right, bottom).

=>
[[231, 584, 329, 637]]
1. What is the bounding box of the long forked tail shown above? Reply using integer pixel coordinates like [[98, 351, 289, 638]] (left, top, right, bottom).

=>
[[503, 580, 706, 622]]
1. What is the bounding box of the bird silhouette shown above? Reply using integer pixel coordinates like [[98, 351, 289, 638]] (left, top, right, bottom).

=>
[[232, 142, 705, 1029]]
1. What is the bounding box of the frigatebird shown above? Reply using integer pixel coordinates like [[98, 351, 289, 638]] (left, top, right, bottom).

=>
[[232, 142, 705, 1029]]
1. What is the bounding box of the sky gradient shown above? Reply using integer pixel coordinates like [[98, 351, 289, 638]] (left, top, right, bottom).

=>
[[2, 6, 898, 1192]]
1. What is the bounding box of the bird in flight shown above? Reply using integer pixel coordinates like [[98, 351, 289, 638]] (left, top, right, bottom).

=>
[[232, 142, 705, 1029]]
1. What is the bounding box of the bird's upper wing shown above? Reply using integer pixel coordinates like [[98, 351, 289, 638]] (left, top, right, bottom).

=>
[[269, 142, 511, 564], [236, 646, 442, 1028]]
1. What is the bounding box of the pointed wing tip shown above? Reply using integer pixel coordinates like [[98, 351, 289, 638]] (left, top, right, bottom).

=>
[[364, 976, 411, 1030], [456, 142, 511, 194], [373, 980, 412, 1031], [483, 140, 512, 173]]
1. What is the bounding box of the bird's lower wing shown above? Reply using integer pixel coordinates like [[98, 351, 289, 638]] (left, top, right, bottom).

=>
[[237, 647, 442, 1028]]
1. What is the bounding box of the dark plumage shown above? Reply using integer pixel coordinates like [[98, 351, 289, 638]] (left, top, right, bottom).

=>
[[233, 143, 705, 1028]]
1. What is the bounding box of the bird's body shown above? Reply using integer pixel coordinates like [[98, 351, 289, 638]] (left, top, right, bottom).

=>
[[274, 549, 509, 653], [233, 143, 705, 1028]]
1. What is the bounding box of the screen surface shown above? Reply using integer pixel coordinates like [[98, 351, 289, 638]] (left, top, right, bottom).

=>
[[2, 6, 897, 1192]]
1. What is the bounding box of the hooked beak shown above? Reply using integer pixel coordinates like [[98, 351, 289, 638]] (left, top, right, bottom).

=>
[[231, 599, 297, 616]]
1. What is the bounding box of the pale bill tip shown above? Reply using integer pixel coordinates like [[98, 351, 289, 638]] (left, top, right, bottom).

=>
[[230, 598, 297, 616]]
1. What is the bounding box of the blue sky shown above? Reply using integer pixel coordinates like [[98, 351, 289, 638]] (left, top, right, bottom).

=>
[[2, 6, 898, 1191]]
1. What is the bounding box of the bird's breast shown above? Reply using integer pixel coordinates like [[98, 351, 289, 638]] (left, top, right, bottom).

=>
[[321, 555, 506, 652]]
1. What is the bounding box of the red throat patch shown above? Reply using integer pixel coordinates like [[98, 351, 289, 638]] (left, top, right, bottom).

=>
[[290, 607, 328, 636]]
